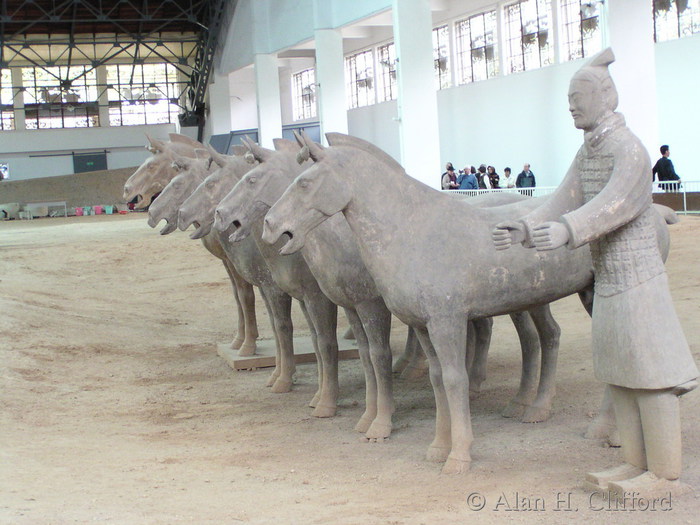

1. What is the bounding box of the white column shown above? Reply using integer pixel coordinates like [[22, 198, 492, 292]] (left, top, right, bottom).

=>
[[606, 0, 658, 155], [254, 53, 283, 148], [11, 67, 26, 130], [96, 65, 110, 127], [207, 70, 233, 135], [392, 0, 441, 188], [314, 28, 348, 142]]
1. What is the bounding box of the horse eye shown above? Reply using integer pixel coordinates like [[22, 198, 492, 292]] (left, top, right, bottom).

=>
[[248, 177, 257, 184], [299, 179, 309, 189]]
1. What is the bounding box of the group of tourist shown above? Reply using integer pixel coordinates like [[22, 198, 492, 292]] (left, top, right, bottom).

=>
[[441, 162, 536, 191]]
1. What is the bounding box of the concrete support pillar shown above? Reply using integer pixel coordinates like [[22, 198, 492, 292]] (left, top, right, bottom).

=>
[[207, 70, 234, 136], [392, 0, 441, 188], [314, 28, 348, 142], [11, 67, 26, 130], [606, 0, 658, 155], [96, 66, 110, 127], [254, 53, 283, 148]]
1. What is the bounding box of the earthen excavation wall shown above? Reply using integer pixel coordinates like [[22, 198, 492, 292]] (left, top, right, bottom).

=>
[[0, 167, 136, 209]]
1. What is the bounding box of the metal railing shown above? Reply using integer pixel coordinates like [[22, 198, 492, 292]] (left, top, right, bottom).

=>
[[443, 181, 700, 214], [445, 186, 558, 198]]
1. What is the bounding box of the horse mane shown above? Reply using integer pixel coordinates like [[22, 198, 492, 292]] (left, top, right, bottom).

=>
[[169, 133, 205, 149], [273, 138, 299, 153], [325, 133, 406, 174]]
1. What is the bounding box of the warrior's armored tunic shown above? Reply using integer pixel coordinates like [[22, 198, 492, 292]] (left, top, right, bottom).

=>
[[520, 113, 697, 389]]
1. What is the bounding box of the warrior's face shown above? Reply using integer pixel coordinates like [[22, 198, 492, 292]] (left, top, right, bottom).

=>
[[568, 76, 604, 132]]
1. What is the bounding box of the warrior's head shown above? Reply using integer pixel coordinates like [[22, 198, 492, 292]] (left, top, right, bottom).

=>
[[568, 48, 618, 131]]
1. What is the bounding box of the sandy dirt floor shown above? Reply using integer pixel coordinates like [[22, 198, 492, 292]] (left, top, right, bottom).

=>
[[1, 213, 699, 524]]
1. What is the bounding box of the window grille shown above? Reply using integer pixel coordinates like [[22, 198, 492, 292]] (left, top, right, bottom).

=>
[[292, 68, 317, 121], [345, 49, 375, 109], [560, 0, 603, 61], [377, 43, 398, 102], [455, 10, 499, 84], [433, 25, 452, 89], [504, 0, 554, 74], [653, 0, 700, 42]]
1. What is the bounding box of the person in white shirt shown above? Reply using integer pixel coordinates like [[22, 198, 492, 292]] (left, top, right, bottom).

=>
[[501, 167, 516, 189]]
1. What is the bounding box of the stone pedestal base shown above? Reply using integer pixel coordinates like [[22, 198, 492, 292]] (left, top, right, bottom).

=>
[[217, 335, 359, 371]]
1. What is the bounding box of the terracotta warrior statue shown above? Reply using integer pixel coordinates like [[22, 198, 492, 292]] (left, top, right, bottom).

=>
[[493, 48, 698, 497]]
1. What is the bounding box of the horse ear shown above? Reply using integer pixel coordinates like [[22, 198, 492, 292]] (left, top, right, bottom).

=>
[[242, 135, 274, 162], [293, 130, 304, 148], [146, 133, 166, 153], [206, 143, 228, 168], [300, 130, 325, 162]]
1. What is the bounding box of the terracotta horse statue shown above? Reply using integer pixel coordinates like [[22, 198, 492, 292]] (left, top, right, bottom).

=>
[[212, 137, 573, 439], [123, 134, 259, 356], [262, 132, 676, 473], [176, 147, 298, 395]]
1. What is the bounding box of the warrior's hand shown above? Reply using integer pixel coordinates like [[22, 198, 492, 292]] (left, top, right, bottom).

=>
[[492, 221, 526, 250], [532, 222, 569, 251]]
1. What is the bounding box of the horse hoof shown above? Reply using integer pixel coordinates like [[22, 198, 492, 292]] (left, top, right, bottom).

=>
[[521, 405, 551, 423], [271, 377, 293, 393], [312, 404, 337, 418], [308, 392, 321, 408], [441, 456, 471, 475], [354, 414, 375, 434], [229, 337, 244, 350], [426, 445, 450, 463], [365, 421, 392, 440], [400, 365, 428, 381], [237, 342, 256, 357], [469, 381, 483, 394], [502, 400, 527, 419], [266, 371, 280, 387]]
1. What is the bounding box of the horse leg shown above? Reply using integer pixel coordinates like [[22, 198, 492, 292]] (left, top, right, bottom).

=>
[[585, 385, 621, 446], [221, 259, 246, 351], [344, 308, 376, 433], [467, 317, 493, 393], [521, 304, 561, 423], [502, 311, 540, 419], [356, 299, 394, 440], [227, 261, 259, 356], [412, 327, 451, 464], [298, 302, 322, 408], [302, 295, 339, 418], [263, 288, 295, 393], [399, 327, 429, 380], [427, 316, 473, 474]]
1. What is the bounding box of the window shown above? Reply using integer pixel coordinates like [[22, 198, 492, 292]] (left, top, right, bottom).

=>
[[1, 69, 14, 130], [455, 11, 499, 84], [504, 0, 554, 74], [377, 43, 398, 102], [654, 0, 700, 42], [560, 0, 603, 61], [433, 25, 451, 89], [22, 66, 99, 129], [292, 68, 317, 121], [106, 63, 180, 126], [345, 49, 375, 109]]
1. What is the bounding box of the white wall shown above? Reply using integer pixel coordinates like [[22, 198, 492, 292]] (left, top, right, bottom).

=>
[[0, 124, 175, 180], [655, 33, 700, 176], [437, 59, 583, 187], [347, 99, 401, 162]]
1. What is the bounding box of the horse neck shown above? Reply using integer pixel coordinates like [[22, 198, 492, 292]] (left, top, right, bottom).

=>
[[341, 153, 469, 242]]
